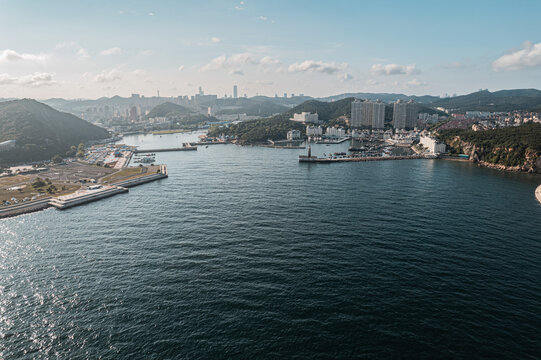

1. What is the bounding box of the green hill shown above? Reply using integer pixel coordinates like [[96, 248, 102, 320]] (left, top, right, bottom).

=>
[[146, 102, 193, 119], [438, 123, 541, 172], [285, 97, 354, 121], [431, 89, 541, 112], [0, 99, 109, 165]]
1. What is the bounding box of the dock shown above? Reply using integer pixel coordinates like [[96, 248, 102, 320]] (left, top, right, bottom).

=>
[[134, 146, 196, 153], [189, 141, 230, 146], [299, 155, 423, 163]]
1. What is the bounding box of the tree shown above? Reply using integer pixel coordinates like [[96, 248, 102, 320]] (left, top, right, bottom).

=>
[[76, 143, 85, 158], [52, 154, 63, 164]]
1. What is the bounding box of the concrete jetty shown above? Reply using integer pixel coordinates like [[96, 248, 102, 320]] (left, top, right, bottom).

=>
[[134, 147, 196, 153], [49, 185, 129, 210], [535, 185, 541, 205], [299, 155, 423, 163]]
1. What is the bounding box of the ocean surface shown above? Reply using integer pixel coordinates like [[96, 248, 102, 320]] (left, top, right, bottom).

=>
[[1, 132, 541, 359]]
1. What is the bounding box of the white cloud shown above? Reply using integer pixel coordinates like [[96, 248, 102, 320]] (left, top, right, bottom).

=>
[[287, 60, 347, 75], [99, 47, 122, 56], [178, 65, 185, 71], [0, 49, 50, 63], [259, 56, 280, 66], [406, 78, 428, 87], [258, 16, 268, 21], [366, 79, 379, 86], [138, 50, 152, 56], [371, 63, 418, 76], [235, 1, 245, 10], [148, 12, 155, 16], [0, 72, 56, 87], [229, 69, 244, 76], [492, 41, 541, 71], [200, 52, 277, 72], [211, 37, 221, 43], [131, 69, 145, 76], [77, 48, 90, 59], [339, 72, 354, 82], [86, 69, 124, 83]]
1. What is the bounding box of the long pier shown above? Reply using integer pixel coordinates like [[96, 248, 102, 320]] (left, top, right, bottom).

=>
[[134, 147, 196, 153], [189, 141, 230, 146], [299, 155, 424, 163]]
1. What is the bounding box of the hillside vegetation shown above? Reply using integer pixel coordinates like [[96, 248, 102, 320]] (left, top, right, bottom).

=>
[[145, 102, 193, 119], [0, 99, 109, 165], [438, 123, 541, 172]]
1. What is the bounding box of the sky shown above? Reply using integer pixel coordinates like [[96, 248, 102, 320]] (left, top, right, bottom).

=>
[[1, 0, 541, 99]]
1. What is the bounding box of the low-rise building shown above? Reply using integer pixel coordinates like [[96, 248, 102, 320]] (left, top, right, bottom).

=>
[[419, 135, 446, 154], [290, 112, 319, 124], [287, 129, 301, 140], [325, 127, 346, 138], [306, 125, 323, 137]]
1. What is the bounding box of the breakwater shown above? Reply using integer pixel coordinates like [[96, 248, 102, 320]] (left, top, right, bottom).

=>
[[299, 155, 423, 163]]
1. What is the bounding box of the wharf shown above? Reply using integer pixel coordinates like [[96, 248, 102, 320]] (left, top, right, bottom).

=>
[[314, 137, 350, 144], [189, 141, 230, 146], [134, 147, 196, 153], [299, 155, 423, 163], [260, 144, 306, 149]]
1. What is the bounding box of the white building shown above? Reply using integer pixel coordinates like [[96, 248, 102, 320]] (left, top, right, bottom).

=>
[[0, 140, 16, 152], [306, 125, 323, 137], [419, 136, 446, 154], [287, 129, 301, 140], [290, 112, 319, 124], [326, 127, 346, 138]]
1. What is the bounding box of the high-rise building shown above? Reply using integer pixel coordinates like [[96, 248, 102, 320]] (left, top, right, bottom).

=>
[[233, 85, 238, 99], [351, 99, 362, 128], [372, 100, 385, 129], [350, 99, 385, 129], [406, 100, 417, 129], [393, 99, 417, 129]]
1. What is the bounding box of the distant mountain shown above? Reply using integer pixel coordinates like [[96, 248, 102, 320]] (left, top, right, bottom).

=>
[[431, 89, 541, 112], [146, 102, 193, 119], [0, 99, 109, 165], [317, 93, 440, 104], [216, 98, 289, 117]]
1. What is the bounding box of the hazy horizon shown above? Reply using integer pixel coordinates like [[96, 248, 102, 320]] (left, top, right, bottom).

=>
[[1, 0, 541, 99]]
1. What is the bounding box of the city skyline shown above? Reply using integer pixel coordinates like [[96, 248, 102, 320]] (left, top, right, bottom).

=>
[[1, 0, 541, 99]]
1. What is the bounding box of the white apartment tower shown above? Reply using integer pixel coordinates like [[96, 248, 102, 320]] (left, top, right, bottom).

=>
[[393, 99, 417, 129], [351, 99, 385, 129]]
